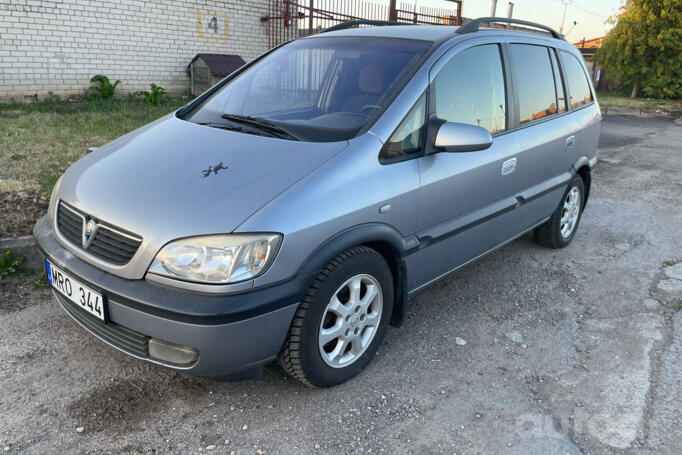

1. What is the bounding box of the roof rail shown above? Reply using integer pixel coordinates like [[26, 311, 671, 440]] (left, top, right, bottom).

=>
[[456, 17, 564, 41], [321, 19, 406, 33]]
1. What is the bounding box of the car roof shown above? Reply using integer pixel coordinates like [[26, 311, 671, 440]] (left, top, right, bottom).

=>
[[303, 23, 570, 48]]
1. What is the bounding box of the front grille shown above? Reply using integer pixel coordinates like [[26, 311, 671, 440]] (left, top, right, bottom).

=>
[[56, 202, 142, 265], [55, 292, 150, 358]]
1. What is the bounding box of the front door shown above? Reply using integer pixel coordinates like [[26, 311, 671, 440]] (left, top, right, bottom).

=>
[[412, 42, 521, 290]]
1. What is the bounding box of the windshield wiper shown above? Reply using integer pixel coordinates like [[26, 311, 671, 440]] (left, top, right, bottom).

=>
[[196, 122, 278, 139], [220, 114, 301, 141]]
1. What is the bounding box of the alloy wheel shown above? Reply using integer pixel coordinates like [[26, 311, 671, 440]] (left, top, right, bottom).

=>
[[560, 186, 581, 238], [318, 274, 383, 368]]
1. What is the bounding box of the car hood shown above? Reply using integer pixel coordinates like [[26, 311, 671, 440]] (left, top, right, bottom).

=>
[[57, 114, 348, 251]]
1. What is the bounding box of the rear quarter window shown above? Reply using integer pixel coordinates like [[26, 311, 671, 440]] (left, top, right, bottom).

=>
[[560, 51, 593, 108]]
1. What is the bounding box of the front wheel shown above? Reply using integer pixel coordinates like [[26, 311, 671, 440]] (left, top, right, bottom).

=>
[[278, 246, 393, 387], [534, 174, 585, 249]]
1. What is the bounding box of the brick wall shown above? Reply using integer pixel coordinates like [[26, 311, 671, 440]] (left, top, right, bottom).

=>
[[0, 0, 270, 101]]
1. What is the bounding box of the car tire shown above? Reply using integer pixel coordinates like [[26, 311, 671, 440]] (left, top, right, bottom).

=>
[[534, 174, 585, 249], [278, 246, 394, 387]]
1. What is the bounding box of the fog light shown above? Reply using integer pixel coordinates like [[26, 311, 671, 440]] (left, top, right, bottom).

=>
[[149, 338, 199, 367]]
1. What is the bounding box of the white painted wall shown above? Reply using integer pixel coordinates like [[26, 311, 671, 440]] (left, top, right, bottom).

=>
[[0, 0, 270, 101]]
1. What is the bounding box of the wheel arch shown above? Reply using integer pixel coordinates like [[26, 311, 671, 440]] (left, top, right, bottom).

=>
[[297, 223, 414, 328], [571, 156, 593, 206]]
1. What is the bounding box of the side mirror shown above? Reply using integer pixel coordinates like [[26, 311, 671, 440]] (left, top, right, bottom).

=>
[[433, 122, 493, 153]]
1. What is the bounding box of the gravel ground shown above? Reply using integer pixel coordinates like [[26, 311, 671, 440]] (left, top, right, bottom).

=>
[[1, 114, 681, 455]]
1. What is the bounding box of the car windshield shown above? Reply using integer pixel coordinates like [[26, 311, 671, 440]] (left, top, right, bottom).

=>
[[182, 36, 431, 142]]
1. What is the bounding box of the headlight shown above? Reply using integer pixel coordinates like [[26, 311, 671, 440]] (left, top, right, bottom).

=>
[[148, 234, 282, 284], [48, 174, 64, 219]]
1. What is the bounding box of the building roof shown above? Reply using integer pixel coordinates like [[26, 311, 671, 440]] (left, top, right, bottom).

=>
[[573, 37, 605, 49], [188, 54, 246, 77]]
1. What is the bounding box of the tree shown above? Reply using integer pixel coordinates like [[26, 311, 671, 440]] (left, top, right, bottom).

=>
[[595, 0, 682, 99]]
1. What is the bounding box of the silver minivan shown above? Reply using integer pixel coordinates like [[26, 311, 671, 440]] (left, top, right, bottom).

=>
[[34, 18, 600, 387]]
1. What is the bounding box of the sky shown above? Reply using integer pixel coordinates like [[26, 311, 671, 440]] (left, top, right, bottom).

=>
[[419, 0, 624, 42]]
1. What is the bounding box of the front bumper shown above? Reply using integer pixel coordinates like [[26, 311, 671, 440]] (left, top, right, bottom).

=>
[[33, 215, 309, 378]]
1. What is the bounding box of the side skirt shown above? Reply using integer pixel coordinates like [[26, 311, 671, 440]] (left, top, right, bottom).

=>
[[407, 216, 550, 296]]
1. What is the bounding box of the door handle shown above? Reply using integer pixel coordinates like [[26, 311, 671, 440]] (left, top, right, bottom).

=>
[[565, 135, 575, 149], [501, 158, 517, 175]]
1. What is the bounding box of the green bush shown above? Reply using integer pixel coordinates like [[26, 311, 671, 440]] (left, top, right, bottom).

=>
[[89, 74, 121, 100], [0, 250, 24, 280], [595, 0, 682, 99], [43, 91, 62, 105], [135, 83, 167, 106]]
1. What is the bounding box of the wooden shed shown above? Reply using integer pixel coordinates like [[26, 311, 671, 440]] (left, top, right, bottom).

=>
[[187, 54, 246, 96]]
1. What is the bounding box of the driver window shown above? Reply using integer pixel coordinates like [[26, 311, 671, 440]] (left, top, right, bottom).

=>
[[380, 94, 426, 162], [433, 44, 507, 133]]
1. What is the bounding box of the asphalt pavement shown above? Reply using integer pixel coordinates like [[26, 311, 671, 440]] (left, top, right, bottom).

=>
[[1, 114, 681, 455]]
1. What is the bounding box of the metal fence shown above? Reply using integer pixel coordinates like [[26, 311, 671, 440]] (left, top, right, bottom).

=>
[[393, 1, 462, 26], [262, 0, 462, 48]]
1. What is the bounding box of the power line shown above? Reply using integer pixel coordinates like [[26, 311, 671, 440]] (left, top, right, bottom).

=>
[[572, 4, 610, 18], [551, 0, 614, 19]]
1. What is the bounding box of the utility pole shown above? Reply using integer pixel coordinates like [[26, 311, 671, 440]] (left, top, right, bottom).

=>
[[559, 0, 572, 33], [490, 0, 498, 17], [507, 2, 514, 18], [389, 0, 397, 21]]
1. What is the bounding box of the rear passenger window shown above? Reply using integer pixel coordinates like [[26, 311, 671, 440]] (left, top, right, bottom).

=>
[[510, 44, 557, 124], [549, 49, 567, 113], [433, 44, 506, 133], [560, 51, 592, 108]]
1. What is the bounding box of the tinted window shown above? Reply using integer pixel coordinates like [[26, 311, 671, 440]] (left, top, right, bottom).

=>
[[549, 49, 567, 113], [511, 44, 557, 124], [381, 94, 426, 161], [433, 44, 506, 133], [561, 51, 592, 108]]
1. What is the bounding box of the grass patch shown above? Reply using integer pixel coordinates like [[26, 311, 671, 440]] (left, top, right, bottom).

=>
[[38, 172, 61, 196], [597, 93, 682, 112], [0, 97, 187, 237], [0, 97, 187, 195]]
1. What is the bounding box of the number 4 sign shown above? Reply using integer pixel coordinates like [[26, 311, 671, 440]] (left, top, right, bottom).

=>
[[197, 11, 229, 40]]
